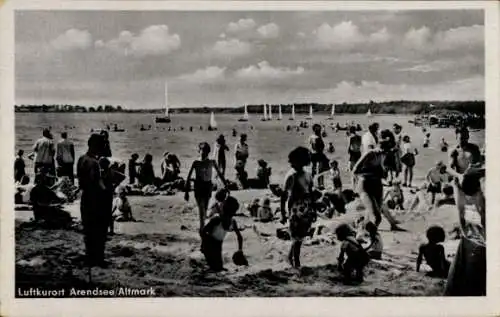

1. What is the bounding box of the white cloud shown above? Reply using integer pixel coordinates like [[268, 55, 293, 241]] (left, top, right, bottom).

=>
[[399, 60, 455, 73], [257, 23, 280, 39], [235, 61, 305, 80], [403, 26, 432, 50], [178, 66, 226, 83], [319, 76, 483, 103], [219, 33, 226, 39], [50, 29, 92, 51], [212, 39, 252, 57], [297, 32, 306, 38], [434, 24, 483, 50], [96, 25, 180, 56], [226, 18, 256, 34], [369, 27, 391, 44], [313, 21, 365, 49]]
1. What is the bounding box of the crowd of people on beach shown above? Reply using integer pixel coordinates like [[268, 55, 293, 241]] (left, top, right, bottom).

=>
[[15, 117, 486, 294]]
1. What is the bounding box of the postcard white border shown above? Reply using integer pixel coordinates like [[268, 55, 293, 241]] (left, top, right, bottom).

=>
[[1, 1, 499, 317]]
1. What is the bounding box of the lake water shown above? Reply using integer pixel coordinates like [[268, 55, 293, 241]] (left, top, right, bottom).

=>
[[15, 113, 485, 185]]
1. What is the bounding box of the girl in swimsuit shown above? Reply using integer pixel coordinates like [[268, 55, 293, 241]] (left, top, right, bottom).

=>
[[185, 142, 227, 236]]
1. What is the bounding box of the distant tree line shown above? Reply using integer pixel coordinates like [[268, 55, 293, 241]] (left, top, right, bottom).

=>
[[14, 100, 485, 116]]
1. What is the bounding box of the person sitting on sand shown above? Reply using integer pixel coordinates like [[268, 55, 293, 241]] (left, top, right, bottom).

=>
[[161, 152, 181, 184], [426, 161, 449, 208], [327, 142, 335, 154], [335, 223, 370, 284], [401, 135, 418, 188], [201, 195, 244, 272], [185, 142, 227, 236], [50, 176, 79, 203], [257, 198, 274, 223], [30, 171, 62, 222], [408, 183, 431, 213], [14, 149, 27, 184], [383, 180, 404, 211], [110, 186, 135, 234], [364, 221, 383, 260], [137, 154, 157, 187], [280, 146, 316, 270], [416, 225, 450, 278]]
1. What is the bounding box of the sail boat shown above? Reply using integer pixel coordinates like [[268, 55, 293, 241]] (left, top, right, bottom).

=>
[[268, 104, 273, 120], [278, 104, 283, 120], [289, 104, 295, 120], [208, 112, 218, 131], [155, 82, 171, 123], [366, 108, 372, 117], [238, 105, 249, 122], [305, 105, 313, 120], [261, 104, 268, 121], [327, 104, 335, 120]]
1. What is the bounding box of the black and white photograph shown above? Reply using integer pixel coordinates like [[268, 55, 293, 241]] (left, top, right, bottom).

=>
[[1, 1, 499, 315]]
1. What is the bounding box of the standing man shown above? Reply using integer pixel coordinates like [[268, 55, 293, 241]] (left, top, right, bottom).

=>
[[308, 124, 327, 180], [392, 124, 403, 179], [235, 134, 249, 187], [362, 123, 379, 155], [32, 128, 56, 177], [77, 133, 109, 268], [56, 132, 76, 184]]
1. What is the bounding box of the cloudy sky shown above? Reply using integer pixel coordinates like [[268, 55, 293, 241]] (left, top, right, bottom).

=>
[[15, 10, 484, 108]]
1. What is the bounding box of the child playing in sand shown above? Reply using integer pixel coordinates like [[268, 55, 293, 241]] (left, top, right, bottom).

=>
[[201, 195, 244, 272], [185, 142, 227, 236], [314, 159, 342, 190], [280, 146, 316, 270], [364, 222, 383, 260], [247, 198, 260, 218], [416, 225, 450, 278], [401, 135, 418, 187], [383, 180, 404, 211], [257, 198, 274, 223], [335, 223, 370, 284], [110, 186, 135, 234]]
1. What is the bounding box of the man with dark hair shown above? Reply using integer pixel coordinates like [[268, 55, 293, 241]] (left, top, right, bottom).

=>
[[56, 132, 76, 183], [77, 133, 109, 267]]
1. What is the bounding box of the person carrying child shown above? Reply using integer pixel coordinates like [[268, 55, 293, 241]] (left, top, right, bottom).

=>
[[201, 193, 244, 272], [416, 225, 450, 278], [185, 142, 228, 236], [335, 223, 370, 284], [280, 146, 316, 270]]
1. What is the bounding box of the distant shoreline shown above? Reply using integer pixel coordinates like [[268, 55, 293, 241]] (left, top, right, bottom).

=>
[[14, 100, 485, 115]]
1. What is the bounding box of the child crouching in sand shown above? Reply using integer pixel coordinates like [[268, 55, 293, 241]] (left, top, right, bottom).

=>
[[109, 186, 136, 234], [416, 225, 450, 278], [335, 223, 370, 284], [201, 195, 244, 272]]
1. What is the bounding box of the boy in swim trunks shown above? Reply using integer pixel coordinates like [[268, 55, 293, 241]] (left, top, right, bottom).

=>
[[201, 195, 243, 272], [185, 142, 228, 236], [426, 161, 448, 207]]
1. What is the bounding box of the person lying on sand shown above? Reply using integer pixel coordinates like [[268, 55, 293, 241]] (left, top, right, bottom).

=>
[[416, 225, 450, 278], [336, 223, 370, 284], [185, 142, 228, 236], [201, 195, 244, 272]]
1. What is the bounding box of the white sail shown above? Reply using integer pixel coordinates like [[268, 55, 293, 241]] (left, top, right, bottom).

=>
[[278, 104, 283, 120], [331, 104, 335, 117], [366, 108, 372, 117], [243, 105, 249, 120], [268, 104, 273, 120], [263, 104, 268, 120], [306, 105, 313, 119], [210, 112, 217, 128], [164, 82, 169, 116], [291, 104, 295, 120]]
